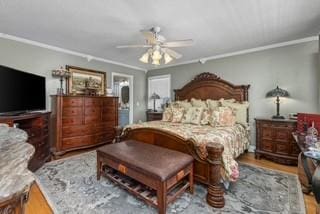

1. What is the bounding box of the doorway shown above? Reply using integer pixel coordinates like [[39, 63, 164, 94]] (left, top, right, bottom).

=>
[[111, 72, 134, 126]]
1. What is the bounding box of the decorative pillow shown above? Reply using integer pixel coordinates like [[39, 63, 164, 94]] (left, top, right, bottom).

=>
[[182, 107, 203, 124], [171, 107, 185, 123], [162, 107, 173, 122], [191, 98, 207, 108], [200, 108, 211, 125], [206, 99, 220, 110], [176, 100, 192, 111], [190, 107, 204, 125], [210, 106, 236, 127], [221, 101, 249, 126]]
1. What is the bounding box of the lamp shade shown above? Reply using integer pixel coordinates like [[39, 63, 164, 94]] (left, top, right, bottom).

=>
[[266, 86, 290, 98], [150, 92, 160, 99]]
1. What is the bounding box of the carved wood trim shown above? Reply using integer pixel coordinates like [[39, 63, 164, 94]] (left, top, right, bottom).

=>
[[174, 72, 250, 102]]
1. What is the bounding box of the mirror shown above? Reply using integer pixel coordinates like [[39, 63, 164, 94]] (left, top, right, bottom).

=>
[[121, 86, 129, 104]]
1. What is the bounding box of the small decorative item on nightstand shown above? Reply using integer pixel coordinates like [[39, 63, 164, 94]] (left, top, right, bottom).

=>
[[266, 86, 290, 119]]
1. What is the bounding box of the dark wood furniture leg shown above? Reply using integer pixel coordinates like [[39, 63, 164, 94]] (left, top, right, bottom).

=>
[[157, 182, 167, 214], [189, 163, 194, 194], [206, 144, 225, 208]]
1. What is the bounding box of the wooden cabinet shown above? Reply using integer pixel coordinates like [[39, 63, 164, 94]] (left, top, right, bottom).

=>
[[0, 112, 51, 171], [51, 95, 118, 157], [255, 118, 299, 165], [146, 111, 163, 121]]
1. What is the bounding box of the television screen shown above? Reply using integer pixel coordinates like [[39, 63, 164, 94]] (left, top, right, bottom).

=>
[[0, 65, 46, 114]]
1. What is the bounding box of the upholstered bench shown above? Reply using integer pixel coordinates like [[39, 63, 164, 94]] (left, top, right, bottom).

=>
[[97, 140, 194, 214]]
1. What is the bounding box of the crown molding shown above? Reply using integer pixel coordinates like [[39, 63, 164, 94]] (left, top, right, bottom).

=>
[[0, 33, 147, 72], [147, 36, 319, 71]]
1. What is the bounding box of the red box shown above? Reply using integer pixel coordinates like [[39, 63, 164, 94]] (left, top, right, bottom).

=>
[[297, 113, 320, 134]]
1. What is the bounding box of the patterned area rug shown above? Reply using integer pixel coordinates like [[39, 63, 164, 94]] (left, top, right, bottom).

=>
[[35, 151, 306, 214]]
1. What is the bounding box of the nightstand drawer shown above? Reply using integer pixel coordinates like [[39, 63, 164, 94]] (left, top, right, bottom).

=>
[[261, 140, 273, 152], [275, 142, 289, 155], [261, 128, 273, 140], [274, 129, 291, 142]]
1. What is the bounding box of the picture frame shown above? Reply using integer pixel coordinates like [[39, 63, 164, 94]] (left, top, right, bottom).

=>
[[67, 65, 106, 95]]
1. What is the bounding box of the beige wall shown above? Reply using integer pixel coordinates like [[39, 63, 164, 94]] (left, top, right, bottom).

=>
[[0, 38, 147, 122], [148, 40, 320, 146]]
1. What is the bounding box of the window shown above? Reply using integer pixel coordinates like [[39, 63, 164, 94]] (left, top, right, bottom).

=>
[[148, 74, 171, 111]]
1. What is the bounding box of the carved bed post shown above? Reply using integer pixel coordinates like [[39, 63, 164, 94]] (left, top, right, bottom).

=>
[[206, 143, 225, 208], [114, 126, 123, 143]]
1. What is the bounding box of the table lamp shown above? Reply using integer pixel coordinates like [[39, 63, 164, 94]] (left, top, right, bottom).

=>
[[266, 86, 290, 119], [52, 66, 71, 95], [150, 92, 160, 112]]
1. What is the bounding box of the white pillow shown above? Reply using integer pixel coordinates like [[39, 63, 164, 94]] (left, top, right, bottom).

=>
[[206, 99, 220, 110], [221, 101, 249, 126]]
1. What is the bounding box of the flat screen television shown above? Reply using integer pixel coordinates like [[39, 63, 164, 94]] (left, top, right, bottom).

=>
[[0, 65, 46, 115]]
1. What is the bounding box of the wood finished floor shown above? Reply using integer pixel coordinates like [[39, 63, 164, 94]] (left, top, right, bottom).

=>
[[25, 152, 317, 214]]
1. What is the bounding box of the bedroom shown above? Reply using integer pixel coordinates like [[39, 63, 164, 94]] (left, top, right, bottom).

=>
[[0, 0, 319, 213]]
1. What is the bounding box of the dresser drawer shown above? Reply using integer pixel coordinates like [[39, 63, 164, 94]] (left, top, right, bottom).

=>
[[85, 107, 101, 116], [62, 117, 82, 126], [85, 98, 103, 106], [63, 107, 83, 117], [63, 97, 83, 107], [103, 98, 117, 106], [102, 113, 116, 122], [62, 125, 93, 138], [62, 135, 93, 149], [85, 116, 101, 124]]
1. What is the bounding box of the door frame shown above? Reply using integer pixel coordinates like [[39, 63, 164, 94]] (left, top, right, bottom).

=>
[[111, 72, 134, 124]]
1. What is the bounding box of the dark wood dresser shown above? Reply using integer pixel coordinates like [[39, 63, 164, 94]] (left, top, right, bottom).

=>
[[255, 118, 300, 165], [51, 95, 118, 157], [146, 111, 163, 121], [0, 112, 51, 171]]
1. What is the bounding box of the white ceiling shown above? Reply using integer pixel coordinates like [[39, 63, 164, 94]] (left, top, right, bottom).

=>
[[0, 0, 320, 71]]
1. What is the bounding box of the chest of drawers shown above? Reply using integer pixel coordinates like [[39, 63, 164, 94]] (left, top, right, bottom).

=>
[[255, 118, 299, 165]]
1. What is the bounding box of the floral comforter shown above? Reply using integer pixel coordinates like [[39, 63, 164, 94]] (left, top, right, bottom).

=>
[[125, 121, 250, 182]]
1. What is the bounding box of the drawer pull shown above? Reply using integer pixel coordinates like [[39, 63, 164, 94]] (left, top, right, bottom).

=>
[[118, 164, 127, 174], [177, 170, 185, 180]]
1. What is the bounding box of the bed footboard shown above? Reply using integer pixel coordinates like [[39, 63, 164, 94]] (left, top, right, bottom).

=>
[[114, 126, 225, 208]]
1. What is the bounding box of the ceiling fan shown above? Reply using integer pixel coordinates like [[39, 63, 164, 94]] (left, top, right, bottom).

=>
[[116, 26, 193, 65]]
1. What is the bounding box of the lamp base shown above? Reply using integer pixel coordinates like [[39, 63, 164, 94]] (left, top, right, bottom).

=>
[[272, 115, 285, 119]]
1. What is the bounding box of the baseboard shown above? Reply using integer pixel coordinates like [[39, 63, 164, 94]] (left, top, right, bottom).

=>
[[248, 145, 256, 153]]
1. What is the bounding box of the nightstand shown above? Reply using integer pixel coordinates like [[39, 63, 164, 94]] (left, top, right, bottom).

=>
[[146, 111, 163, 121], [255, 118, 300, 165]]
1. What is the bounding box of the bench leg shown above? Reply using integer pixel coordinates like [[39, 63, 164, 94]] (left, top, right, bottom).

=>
[[157, 182, 167, 214], [189, 164, 194, 194], [97, 155, 102, 181]]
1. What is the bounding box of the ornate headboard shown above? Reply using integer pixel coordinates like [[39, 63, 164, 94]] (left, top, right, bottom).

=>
[[174, 72, 250, 102]]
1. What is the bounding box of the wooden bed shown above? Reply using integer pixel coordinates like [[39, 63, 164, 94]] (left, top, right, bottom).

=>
[[115, 72, 250, 208]]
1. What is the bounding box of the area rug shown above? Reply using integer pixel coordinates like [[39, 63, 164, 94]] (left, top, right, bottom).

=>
[[35, 151, 306, 214]]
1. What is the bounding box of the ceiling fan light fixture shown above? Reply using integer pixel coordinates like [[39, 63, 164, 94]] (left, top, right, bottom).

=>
[[139, 52, 149, 63], [152, 50, 162, 60], [164, 53, 173, 64], [152, 59, 160, 65]]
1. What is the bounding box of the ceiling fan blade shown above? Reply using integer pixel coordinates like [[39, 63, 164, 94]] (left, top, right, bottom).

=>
[[116, 44, 152, 48], [162, 39, 193, 47], [163, 48, 182, 59]]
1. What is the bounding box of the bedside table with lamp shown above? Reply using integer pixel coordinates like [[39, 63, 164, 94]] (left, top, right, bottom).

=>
[[255, 86, 300, 165], [146, 92, 163, 121]]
